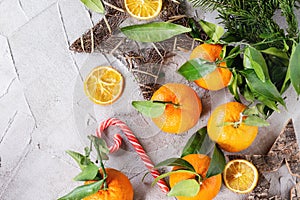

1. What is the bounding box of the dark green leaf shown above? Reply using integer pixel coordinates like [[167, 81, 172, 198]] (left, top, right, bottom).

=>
[[66, 150, 92, 170], [132, 101, 166, 118], [167, 179, 200, 197], [242, 85, 255, 102], [290, 43, 300, 95], [73, 164, 99, 181], [154, 158, 195, 172], [152, 170, 199, 187], [177, 58, 217, 81], [243, 115, 270, 127], [121, 22, 191, 43], [199, 20, 224, 42], [80, 0, 104, 14], [256, 95, 280, 112], [241, 69, 285, 107], [58, 179, 104, 200], [206, 146, 225, 178], [280, 64, 291, 94], [261, 47, 289, 60], [228, 69, 240, 101], [182, 127, 207, 157], [244, 46, 269, 82]]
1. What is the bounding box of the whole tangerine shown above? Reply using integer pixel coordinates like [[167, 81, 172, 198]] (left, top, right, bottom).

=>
[[150, 83, 202, 134]]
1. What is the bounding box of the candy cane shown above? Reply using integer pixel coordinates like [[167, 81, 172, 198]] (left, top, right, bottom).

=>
[[96, 118, 169, 193]]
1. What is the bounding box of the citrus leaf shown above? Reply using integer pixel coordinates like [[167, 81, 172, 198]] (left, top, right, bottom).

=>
[[80, 0, 104, 14], [177, 58, 217, 81], [181, 127, 215, 157], [228, 69, 240, 101], [199, 20, 224, 42], [58, 179, 104, 200], [256, 95, 280, 112], [121, 22, 191, 43], [66, 150, 92, 170], [151, 170, 199, 187], [154, 158, 195, 172], [243, 106, 260, 116], [290, 43, 300, 96], [241, 69, 285, 107], [206, 145, 225, 178], [244, 46, 269, 82], [243, 115, 270, 127], [167, 179, 200, 197], [88, 136, 109, 160], [261, 47, 289, 60], [73, 164, 99, 181], [132, 101, 166, 118]]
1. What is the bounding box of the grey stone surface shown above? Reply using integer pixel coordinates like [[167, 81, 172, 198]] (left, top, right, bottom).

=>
[[0, 1, 300, 200]]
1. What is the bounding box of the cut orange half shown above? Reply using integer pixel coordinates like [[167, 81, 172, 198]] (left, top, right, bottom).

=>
[[124, 0, 163, 20], [223, 159, 259, 194], [84, 66, 124, 105]]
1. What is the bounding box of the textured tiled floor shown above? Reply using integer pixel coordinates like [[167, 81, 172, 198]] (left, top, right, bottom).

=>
[[1, 1, 300, 199]]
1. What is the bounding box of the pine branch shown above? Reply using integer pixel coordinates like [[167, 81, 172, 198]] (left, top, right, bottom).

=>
[[279, 0, 299, 39]]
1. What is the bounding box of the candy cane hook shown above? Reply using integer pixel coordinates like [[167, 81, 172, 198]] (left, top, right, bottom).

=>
[[96, 118, 169, 194]]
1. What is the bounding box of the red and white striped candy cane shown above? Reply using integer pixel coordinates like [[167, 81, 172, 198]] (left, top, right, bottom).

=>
[[96, 117, 169, 194]]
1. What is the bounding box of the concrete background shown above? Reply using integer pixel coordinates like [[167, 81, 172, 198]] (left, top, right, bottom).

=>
[[1, 0, 300, 199]]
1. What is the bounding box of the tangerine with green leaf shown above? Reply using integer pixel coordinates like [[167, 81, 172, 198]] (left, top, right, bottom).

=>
[[190, 43, 232, 91], [150, 83, 202, 134], [83, 168, 133, 200], [207, 102, 258, 152], [169, 154, 222, 200]]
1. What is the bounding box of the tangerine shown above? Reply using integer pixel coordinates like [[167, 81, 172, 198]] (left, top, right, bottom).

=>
[[207, 102, 258, 152], [150, 83, 202, 134], [169, 154, 222, 200], [190, 43, 232, 91], [83, 168, 133, 200]]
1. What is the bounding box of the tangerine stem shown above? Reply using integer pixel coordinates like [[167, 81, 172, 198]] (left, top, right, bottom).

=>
[[152, 100, 181, 107]]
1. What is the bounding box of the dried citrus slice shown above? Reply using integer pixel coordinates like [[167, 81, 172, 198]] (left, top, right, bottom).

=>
[[124, 0, 162, 20], [84, 66, 124, 105], [223, 159, 259, 194]]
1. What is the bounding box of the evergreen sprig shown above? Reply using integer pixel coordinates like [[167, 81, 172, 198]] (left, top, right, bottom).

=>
[[188, 0, 299, 44]]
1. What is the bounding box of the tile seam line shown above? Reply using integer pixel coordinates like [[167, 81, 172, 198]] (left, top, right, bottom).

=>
[[57, 2, 83, 82], [8, 1, 57, 38]]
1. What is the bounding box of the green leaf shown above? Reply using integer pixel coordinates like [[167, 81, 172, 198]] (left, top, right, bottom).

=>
[[58, 179, 104, 200], [256, 95, 280, 112], [132, 101, 166, 118], [181, 127, 215, 157], [73, 164, 99, 181], [241, 69, 285, 107], [199, 20, 224, 42], [244, 46, 269, 82], [154, 158, 195, 172], [177, 58, 217, 81], [88, 136, 109, 160], [121, 22, 191, 43], [243, 115, 270, 127], [152, 170, 199, 187], [290, 43, 300, 95], [167, 179, 200, 197], [261, 47, 289, 60], [280, 64, 291, 94], [228, 69, 240, 101], [66, 150, 92, 170], [206, 145, 225, 178], [80, 0, 104, 14], [243, 106, 260, 116]]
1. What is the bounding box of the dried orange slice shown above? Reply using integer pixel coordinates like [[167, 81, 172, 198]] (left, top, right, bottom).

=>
[[124, 0, 162, 20], [84, 66, 124, 105], [223, 159, 259, 194]]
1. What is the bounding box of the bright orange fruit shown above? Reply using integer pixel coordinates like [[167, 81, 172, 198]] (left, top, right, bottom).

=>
[[83, 168, 133, 200], [207, 102, 258, 152], [190, 43, 232, 91], [150, 83, 202, 134], [169, 154, 222, 200]]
